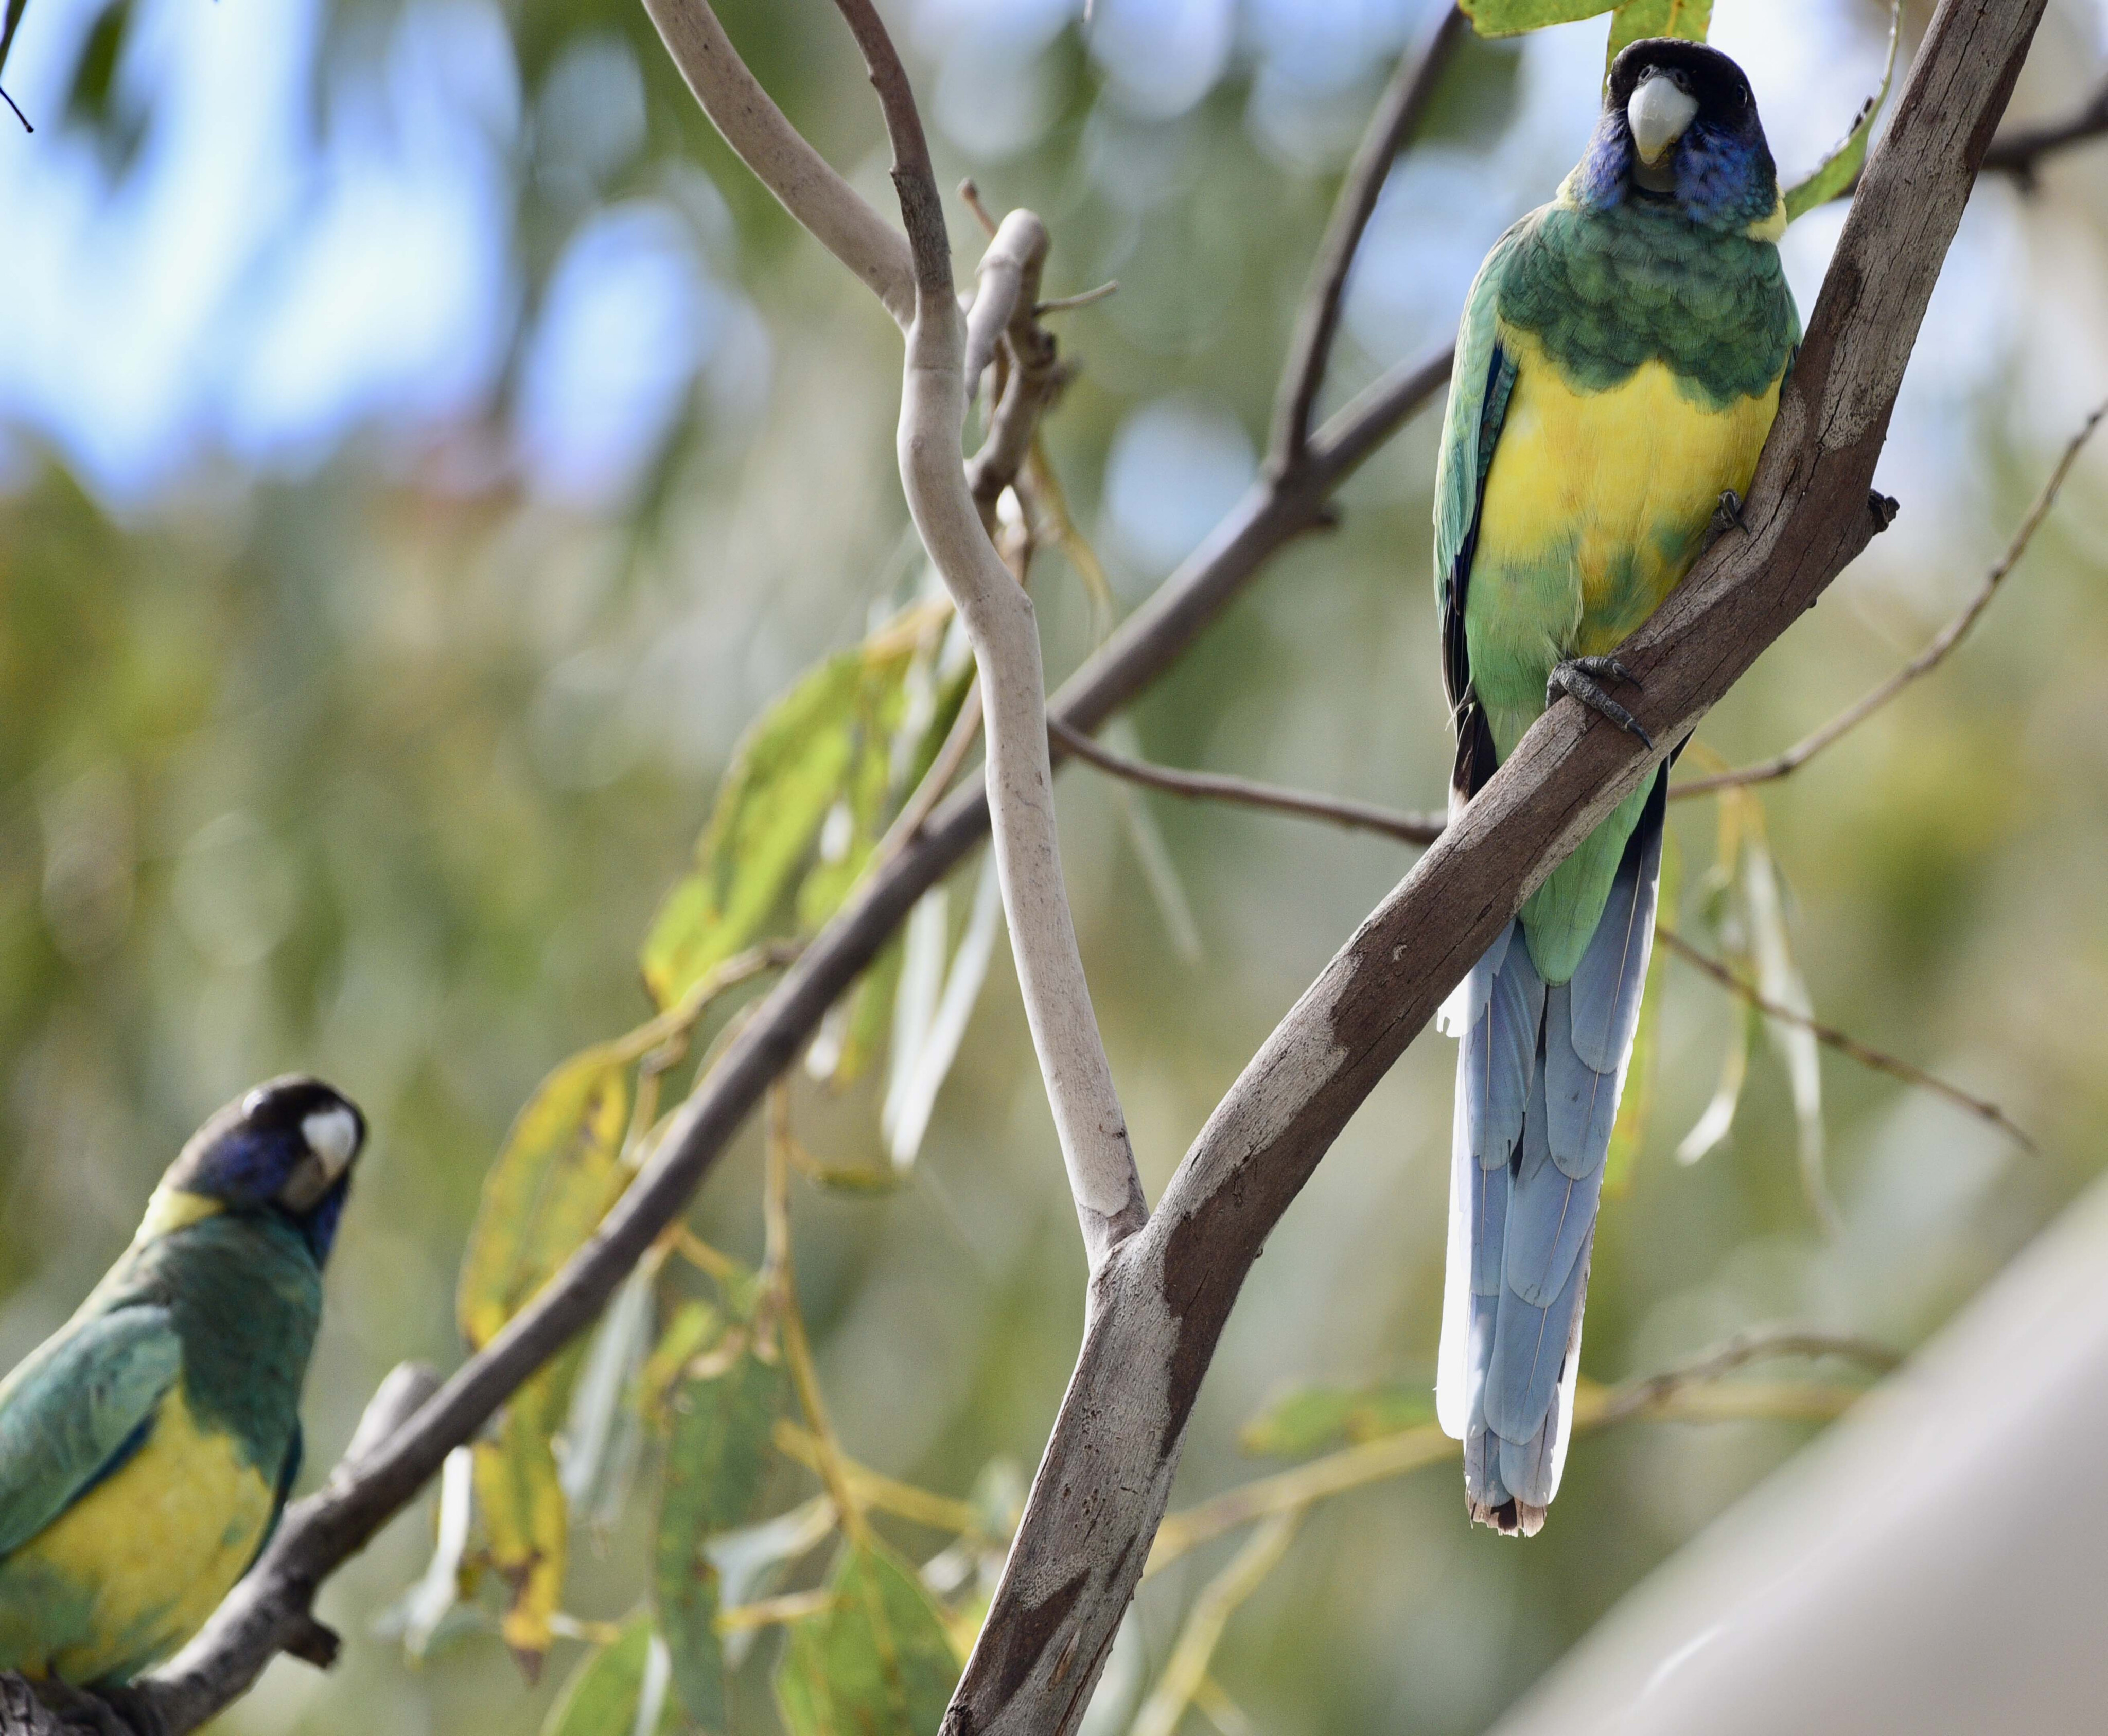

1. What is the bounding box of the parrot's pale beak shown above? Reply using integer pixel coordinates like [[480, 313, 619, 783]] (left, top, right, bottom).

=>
[[1628, 72, 1698, 167]]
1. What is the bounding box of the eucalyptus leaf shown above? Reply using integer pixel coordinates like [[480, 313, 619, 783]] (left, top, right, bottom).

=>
[[540, 1614, 681, 1736], [1782, 0, 1901, 221], [474, 1368, 575, 1676], [1744, 831, 1836, 1232], [654, 1310, 790, 1729], [773, 1541, 963, 1736], [1461, 0, 1613, 37], [1239, 1382, 1436, 1458], [1605, 0, 1710, 68]]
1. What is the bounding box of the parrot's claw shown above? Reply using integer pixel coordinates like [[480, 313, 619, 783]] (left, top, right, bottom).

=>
[[1548, 657, 1654, 750], [1703, 488, 1744, 550], [1868, 489, 1900, 532]]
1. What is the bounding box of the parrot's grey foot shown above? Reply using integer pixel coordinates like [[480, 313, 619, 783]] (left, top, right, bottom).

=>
[[1704, 487, 1743, 549], [1548, 657, 1654, 750], [1868, 489, 1900, 533]]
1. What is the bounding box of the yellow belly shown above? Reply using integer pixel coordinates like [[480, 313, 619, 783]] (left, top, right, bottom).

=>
[[1467, 327, 1781, 751], [0, 1386, 276, 1684]]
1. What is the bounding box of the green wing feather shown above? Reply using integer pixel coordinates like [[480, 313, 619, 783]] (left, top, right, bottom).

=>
[[1434, 219, 1526, 789], [0, 1308, 182, 1559]]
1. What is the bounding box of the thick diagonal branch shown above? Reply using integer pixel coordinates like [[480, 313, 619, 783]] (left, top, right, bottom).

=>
[[939, 4, 2045, 1729]]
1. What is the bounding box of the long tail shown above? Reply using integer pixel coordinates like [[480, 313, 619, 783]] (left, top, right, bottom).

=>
[[1435, 770, 1665, 1536]]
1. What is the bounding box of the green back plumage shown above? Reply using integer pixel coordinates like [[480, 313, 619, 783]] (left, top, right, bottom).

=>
[[0, 1212, 322, 1568], [1497, 201, 1796, 407]]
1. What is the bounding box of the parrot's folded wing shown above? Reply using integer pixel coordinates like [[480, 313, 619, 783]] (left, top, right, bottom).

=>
[[0, 1307, 181, 1559]]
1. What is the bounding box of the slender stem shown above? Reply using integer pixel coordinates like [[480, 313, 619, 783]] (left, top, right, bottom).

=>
[[1148, 1330, 1894, 1575], [1982, 73, 2108, 180], [1657, 928, 2036, 1153], [832, 0, 1147, 1267], [1267, 5, 1468, 474], [1129, 1510, 1302, 1736], [773, 1421, 983, 1535], [1675, 401, 2106, 798], [1049, 716, 1445, 845]]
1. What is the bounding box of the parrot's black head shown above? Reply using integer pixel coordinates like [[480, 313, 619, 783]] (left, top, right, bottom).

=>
[[1574, 40, 1779, 231], [166, 1076, 366, 1263]]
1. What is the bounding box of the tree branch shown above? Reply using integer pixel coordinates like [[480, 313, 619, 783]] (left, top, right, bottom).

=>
[[1655, 927, 2035, 1153], [639, 0, 915, 324], [1144, 1330, 1895, 1576], [1265, 3, 1467, 475], [939, 4, 2045, 1727], [1981, 71, 2108, 183], [825, 0, 1147, 1269], [1674, 399, 2103, 798], [1043, 716, 2023, 1150], [1048, 715, 1444, 845], [38, 29, 1457, 1733]]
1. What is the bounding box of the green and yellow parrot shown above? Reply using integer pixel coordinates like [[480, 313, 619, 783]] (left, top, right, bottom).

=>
[[0, 1077, 365, 1682], [1432, 40, 1798, 1535]]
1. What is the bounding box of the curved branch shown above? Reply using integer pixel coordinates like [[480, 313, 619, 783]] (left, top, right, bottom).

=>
[[1266, 4, 1468, 474], [1049, 715, 1445, 845], [830, 0, 1147, 1265], [940, 4, 2047, 1727], [1655, 927, 2036, 1153], [639, 0, 915, 324], [1673, 398, 2103, 798], [1982, 72, 2108, 181]]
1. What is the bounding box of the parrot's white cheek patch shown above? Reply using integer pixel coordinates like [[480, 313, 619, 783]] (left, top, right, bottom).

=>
[[303, 1106, 361, 1177]]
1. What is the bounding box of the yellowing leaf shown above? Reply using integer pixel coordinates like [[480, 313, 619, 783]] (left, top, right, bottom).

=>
[[1783, 0, 1900, 221], [1605, 825, 1681, 1195], [1605, 0, 1710, 67], [476, 1369, 573, 1677], [774, 1542, 963, 1736], [458, 1050, 631, 1351], [1461, 0, 1613, 36], [641, 607, 964, 1014], [654, 1326, 789, 1729], [540, 1613, 679, 1736], [1239, 1383, 1436, 1458]]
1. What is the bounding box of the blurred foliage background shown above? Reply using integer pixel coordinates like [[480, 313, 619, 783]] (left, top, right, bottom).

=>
[[5, 0, 2108, 1729]]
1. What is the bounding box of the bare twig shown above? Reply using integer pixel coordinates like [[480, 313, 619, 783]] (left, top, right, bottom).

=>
[[1130, 1510, 1301, 1736], [1267, 3, 1468, 474], [1048, 715, 1445, 845], [1657, 927, 2036, 1153], [1982, 72, 2108, 182], [1035, 281, 1118, 315], [1675, 400, 2105, 798], [1146, 1329, 1894, 1575]]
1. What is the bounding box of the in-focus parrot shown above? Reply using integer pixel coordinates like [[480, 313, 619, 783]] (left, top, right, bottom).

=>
[[1432, 40, 1797, 1536], [0, 1076, 365, 1681]]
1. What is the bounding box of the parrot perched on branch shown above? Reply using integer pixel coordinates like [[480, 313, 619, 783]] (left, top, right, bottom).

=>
[[1432, 40, 1797, 1536], [0, 1077, 365, 1682]]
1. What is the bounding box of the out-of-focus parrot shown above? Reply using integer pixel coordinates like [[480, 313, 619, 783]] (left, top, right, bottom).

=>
[[1432, 40, 1797, 1536], [0, 1077, 365, 1681]]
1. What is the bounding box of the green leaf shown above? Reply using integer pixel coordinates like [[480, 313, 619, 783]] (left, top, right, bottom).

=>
[[1605, 0, 1710, 68], [1743, 828, 1836, 1234], [458, 1050, 632, 1353], [774, 1542, 963, 1736], [641, 649, 870, 1009], [1461, 0, 1614, 37], [540, 1613, 680, 1736], [639, 1299, 722, 1418], [1239, 1382, 1436, 1458], [640, 606, 965, 1013], [654, 1313, 790, 1729], [475, 1368, 575, 1676], [1605, 826, 1681, 1196], [1782, 0, 1900, 221]]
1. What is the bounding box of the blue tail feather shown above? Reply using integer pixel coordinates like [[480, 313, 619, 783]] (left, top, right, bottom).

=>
[[1436, 770, 1664, 1535]]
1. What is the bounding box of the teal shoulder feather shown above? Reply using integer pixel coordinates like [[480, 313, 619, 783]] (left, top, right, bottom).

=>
[[0, 1308, 181, 1558]]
